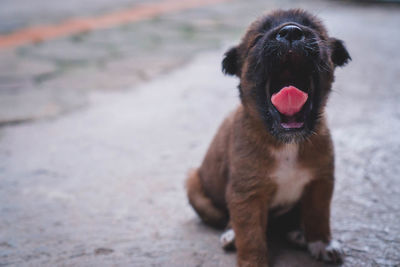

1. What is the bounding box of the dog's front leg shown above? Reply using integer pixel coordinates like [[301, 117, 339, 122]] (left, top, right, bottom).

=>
[[228, 185, 271, 267], [301, 177, 344, 263]]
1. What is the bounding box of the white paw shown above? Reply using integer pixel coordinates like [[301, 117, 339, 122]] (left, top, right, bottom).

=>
[[286, 230, 307, 248], [220, 229, 235, 250], [308, 240, 344, 263]]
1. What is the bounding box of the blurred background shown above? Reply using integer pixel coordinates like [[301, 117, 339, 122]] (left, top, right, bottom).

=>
[[0, 0, 399, 266]]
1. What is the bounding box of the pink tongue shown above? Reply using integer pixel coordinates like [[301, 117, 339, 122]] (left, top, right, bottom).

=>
[[271, 86, 308, 116]]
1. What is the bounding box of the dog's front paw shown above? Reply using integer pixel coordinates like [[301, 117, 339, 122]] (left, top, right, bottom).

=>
[[286, 230, 307, 248], [307, 240, 344, 263], [220, 228, 236, 250]]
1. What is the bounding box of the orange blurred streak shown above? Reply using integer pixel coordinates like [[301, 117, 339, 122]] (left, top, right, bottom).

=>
[[0, 0, 230, 49]]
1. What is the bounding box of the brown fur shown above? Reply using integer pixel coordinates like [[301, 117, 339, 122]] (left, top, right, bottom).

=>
[[186, 9, 350, 267]]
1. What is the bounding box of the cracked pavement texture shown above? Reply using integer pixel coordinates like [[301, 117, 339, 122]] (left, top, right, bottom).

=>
[[1, 0, 400, 266]]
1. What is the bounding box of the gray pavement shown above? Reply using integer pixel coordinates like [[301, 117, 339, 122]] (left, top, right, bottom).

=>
[[0, 0, 244, 125], [1, 0, 400, 266], [0, 0, 161, 34]]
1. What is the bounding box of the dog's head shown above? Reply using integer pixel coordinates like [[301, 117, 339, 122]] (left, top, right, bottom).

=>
[[222, 9, 351, 143]]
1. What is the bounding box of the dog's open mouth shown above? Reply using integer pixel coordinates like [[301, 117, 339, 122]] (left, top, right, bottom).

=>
[[272, 86, 308, 129], [269, 59, 312, 130]]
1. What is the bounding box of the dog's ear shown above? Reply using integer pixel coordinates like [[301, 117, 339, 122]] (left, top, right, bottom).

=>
[[222, 46, 240, 76], [329, 38, 351, 67]]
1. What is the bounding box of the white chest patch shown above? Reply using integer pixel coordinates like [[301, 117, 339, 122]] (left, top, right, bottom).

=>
[[269, 144, 312, 208]]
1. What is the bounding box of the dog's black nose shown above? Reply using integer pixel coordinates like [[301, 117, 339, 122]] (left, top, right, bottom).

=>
[[276, 25, 304, 43]]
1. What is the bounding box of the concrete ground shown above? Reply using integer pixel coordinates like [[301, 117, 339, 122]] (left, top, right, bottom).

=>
[[1, 0, 400, 266]]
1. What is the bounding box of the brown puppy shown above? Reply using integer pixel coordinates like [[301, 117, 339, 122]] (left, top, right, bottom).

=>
[[186, 9, 350, 267]]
